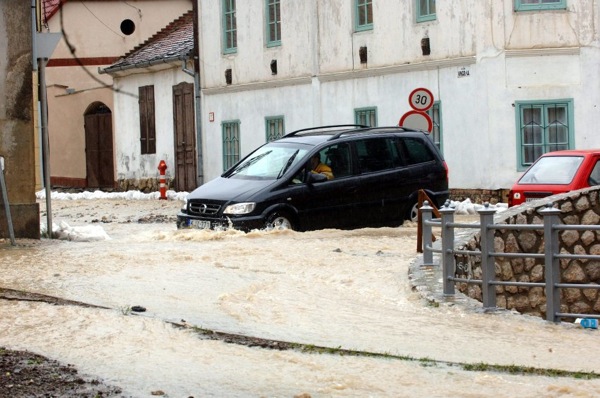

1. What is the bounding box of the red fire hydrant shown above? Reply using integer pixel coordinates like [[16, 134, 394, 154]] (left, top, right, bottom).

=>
[[158, 160, 168, 200]]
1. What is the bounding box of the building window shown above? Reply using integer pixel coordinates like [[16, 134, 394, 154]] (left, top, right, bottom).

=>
[[426, 101, 442, 152], [516, 99, 574, 169], [223, 0, 237, 54], [355, 107, 377, 127], [355, 0, 373, 32], [222, 120, 241, 170], [416, 0, 436, 22], [266, 0, 281, 47], [514, 0, 566, 11], [138, 85, 156, 154], [266, 116, 285, 141]]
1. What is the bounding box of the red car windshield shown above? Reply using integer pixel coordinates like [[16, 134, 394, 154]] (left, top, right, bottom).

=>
[[519, 156, 584, 185]]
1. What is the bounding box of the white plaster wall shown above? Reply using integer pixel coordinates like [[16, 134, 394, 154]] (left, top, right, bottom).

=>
[[318, 0, 485, 73], [197, 0, 600, 190], [113, 68, 194, 181], [502, 0, 594, 49], [201, 84, 315, 179], [199, 0, 314, 88]]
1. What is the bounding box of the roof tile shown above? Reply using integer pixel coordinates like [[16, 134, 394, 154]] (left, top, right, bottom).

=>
[[106, 10, 195, 72]]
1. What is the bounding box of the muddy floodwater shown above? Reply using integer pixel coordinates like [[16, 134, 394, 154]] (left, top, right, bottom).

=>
[[0, 196, 599, 397]]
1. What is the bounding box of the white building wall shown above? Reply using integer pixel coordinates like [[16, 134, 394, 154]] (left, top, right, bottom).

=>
[[198, 0, 600, 191], [202, 84, 314, 179], [199, 1, 315, 87], [113, 68, 194, 182]]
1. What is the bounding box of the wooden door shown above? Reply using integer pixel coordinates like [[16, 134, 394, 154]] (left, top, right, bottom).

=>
[[173, 82, 197, 192], [85, 111, 114, 188]]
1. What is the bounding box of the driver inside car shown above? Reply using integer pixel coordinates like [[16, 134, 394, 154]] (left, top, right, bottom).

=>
[[310, 153, 334, 180]]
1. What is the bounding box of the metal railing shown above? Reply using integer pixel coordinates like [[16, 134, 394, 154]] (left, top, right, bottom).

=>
[[420, 201, 600, 323]]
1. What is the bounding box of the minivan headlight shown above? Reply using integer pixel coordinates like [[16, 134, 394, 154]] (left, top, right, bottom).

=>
[[224, 202, 256, 215]]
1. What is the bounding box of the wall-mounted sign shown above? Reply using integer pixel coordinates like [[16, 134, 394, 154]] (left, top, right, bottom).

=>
[[399, 110, 433, 132], [458, 67, 470, 78], [209, 112, 215, 122], [408, 87, 434, 112], [399, 87, 434, 132]]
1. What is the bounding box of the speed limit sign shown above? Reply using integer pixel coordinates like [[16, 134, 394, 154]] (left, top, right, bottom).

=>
[[408, 87, 434, 112]]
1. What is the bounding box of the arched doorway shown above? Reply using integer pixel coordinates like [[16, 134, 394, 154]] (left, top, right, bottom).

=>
[[84, 102, 115, 189]]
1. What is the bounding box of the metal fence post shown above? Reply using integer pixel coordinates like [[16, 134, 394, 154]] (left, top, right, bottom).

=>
[[478, 204, 497, 309], [440, 203, 456, 296], [540, 204, 561, 323], [0, 157, 15, 245], [421, 201, 434, 266]]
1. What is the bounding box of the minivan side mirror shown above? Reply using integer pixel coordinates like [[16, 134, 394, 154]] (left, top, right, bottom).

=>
[[307, 172, 328, 183]]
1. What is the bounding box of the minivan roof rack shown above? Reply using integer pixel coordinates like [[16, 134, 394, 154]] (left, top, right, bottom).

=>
[[283, 124, 368, 138], [328, 125, 421, 140]]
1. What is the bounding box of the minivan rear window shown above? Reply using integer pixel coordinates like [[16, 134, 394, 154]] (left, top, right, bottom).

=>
[[400, 137, 435, 164]]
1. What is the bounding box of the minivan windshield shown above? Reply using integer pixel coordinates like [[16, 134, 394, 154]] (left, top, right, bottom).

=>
[[226, 143, 310, 180], [519, 155, 584, 185]]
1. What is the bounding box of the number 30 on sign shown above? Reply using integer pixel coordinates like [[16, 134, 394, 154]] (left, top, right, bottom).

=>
[[408, 88, 434, 112]]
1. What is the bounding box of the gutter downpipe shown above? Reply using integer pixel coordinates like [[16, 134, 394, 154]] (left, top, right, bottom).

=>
[[31, 0, 38, 71], [191, 0, 203, 187], [32, 0, 53, 237]]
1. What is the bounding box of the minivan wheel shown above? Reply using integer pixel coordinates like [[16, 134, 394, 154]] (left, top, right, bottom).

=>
[[408, 202, 419, 222], [265, 211, 294, 230]]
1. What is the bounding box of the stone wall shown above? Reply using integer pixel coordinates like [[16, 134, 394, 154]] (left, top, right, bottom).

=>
[[116, 178, 173, 193], [449, 188, 508, 205], [454, 187, 600, 321]]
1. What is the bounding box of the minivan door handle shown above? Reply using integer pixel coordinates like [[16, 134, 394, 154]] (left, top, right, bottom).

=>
[[345, 186, 359, 195]]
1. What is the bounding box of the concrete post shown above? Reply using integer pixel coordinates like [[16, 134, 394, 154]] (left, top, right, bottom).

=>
[[540, 204, 562, 323], [478, 204, 497, 309], [0, 0, 40, 239], [439, 204, 456, 296]]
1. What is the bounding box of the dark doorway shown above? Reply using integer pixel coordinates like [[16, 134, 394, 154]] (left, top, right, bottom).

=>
[[173, 82, 197, 192], [84, 103, 115, 189]]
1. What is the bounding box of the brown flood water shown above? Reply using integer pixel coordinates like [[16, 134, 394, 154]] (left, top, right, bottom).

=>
[[0, 197, 598, 397]]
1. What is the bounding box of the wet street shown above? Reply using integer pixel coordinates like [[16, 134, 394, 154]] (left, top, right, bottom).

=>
[[0, 195, 599, 397]]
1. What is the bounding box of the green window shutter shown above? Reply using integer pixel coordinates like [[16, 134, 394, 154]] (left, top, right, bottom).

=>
[[266, 0, 281, 47], [223, 0, 237, 54], [416, 0, 436, 23], [355, 0, 373, 32], [426, 101, 443, 153], [265, 116, 285, 142], [514, 0, 566, 12], [222, 120, 241, 170], [515, 99, 574, 170], [355, 107, 378, 127]]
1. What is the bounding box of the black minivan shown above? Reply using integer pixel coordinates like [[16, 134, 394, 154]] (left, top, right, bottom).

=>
[[177, 125, 449, 231]]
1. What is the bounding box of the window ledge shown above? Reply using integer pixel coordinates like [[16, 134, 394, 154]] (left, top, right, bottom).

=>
[[505, 47, 580, 58]]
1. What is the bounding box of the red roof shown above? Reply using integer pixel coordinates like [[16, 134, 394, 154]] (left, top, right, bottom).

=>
[[103, 10, 195, 74], [41, 0, 63, 25]]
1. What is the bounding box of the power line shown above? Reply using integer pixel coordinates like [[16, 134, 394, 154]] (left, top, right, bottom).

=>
[[58, 6, 138, 99], [80, 1, 124, 38]]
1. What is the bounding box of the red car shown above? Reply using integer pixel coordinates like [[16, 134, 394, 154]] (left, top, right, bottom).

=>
[[508, 149, 600, 207]]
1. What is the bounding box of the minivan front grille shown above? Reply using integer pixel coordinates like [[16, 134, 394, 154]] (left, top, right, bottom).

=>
[[188, 201, 221, 217]]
